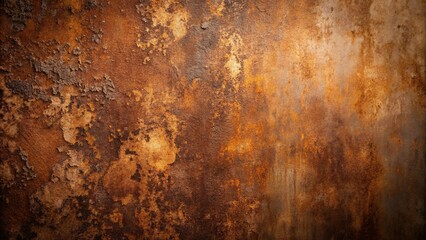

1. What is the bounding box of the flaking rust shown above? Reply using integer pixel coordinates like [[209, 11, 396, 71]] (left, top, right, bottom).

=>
[[1, 0, 425, 239]]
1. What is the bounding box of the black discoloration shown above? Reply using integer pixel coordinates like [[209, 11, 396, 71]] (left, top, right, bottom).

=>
[[131, 164, 142, 182], [1, 0, 33, 32], [5, 79, 33, 99], [0, 88, 3, 108]]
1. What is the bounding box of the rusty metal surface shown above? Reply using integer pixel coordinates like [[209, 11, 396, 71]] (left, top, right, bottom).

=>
[[0, 0, 425, 239]]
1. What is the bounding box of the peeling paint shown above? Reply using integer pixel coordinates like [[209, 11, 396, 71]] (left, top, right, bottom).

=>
[[0, 0, 425, 239]]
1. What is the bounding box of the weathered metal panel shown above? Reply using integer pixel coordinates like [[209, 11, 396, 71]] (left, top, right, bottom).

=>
[[0, 0, 425, 239]]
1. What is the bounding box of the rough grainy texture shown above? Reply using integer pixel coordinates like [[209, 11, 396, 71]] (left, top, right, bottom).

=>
[[0, 0, 425, 239]]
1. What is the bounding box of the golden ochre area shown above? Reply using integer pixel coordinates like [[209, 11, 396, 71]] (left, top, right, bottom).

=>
[[0, 0, 425, 239]]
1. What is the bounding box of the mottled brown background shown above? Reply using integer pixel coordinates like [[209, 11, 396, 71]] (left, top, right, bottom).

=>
[[0, 0, 425, 239]]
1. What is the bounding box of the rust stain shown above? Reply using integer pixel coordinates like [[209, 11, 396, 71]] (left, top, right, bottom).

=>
[[1, 0, 425, 239]]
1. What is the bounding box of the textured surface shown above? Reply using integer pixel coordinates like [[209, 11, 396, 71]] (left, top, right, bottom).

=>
[[0, 0, 425, 239]]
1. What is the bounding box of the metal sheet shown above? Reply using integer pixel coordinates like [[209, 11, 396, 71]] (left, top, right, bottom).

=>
[[0, 0, 425, 239]]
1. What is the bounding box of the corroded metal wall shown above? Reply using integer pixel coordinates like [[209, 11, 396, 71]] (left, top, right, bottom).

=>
[[0, 0, 425, 239]]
